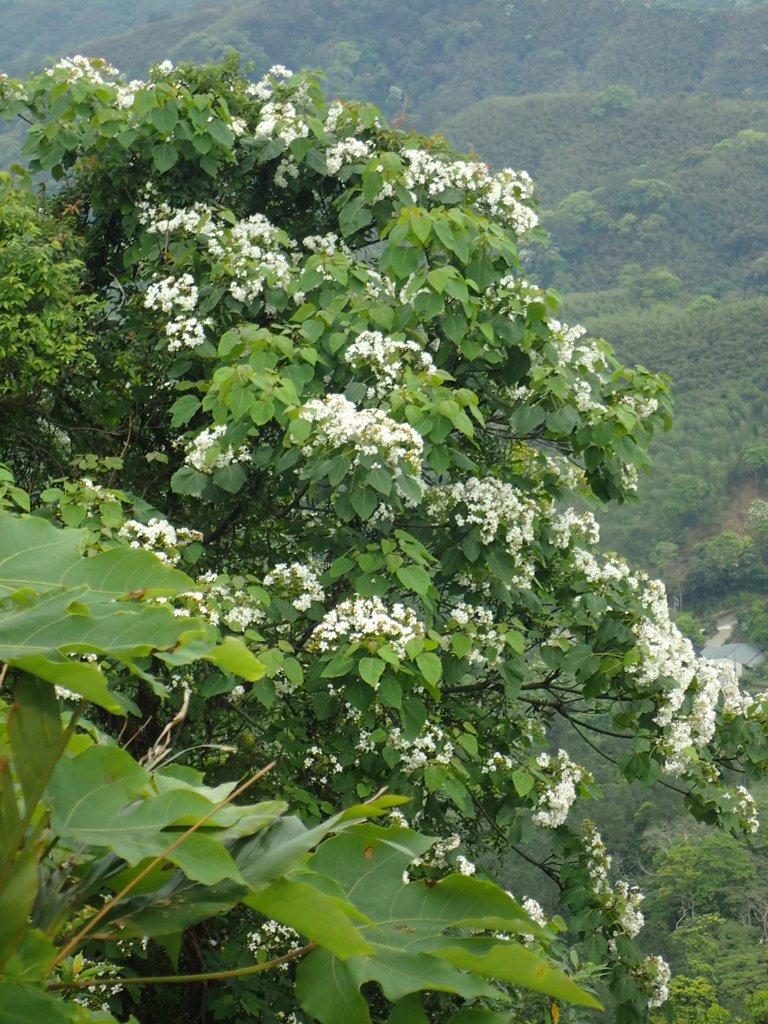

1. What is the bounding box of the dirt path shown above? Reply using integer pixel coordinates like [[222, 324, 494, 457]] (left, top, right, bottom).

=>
[[707, 612, 737, 646]]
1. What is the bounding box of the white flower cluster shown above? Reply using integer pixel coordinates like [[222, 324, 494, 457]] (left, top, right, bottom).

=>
[[246, 64, 296, 102], [582, 822, 646, 938], [183, 425, 250, 473], [255, 99, 310, 145], [138, 201, 296, 339], [302, 743, 343, 785], [144, 274, 198, 314], [532, 749, 589, 828], [143, 273, 210, 352], [247, 919, 302, 970], [643, 955, 671, 1009], [207, 214, 293, 304], [456, 855, 476, 876], [137, 197, 212, 236], [621, 462, 640, 492], [551, 508, 600, 549], [118, 517, 202, 565], [390, 724, 455, 774], [546, 320, 588, 366], [263, 561, 325, 611], [303, 232, 349, 256], [309, 595, 424, 659], [324, 101, 344, 133], [296, 393, 424, 487], [628, 577, 753, 776], [115, 78, 145, 110], [618, 393, 659, 420], [425, 833, 461, 867], [726, 784, 760, 833], [198, 572, 266, 631], [47, 56, 117, 84], [481, 750, 515, 775], [446, 602, 505, 667], [522, 896, 547, 929], [486, 274, 544, 315], [428, 476, 537, 549], [571, 547, 632, 587], [344, 330, 436, 398], [325, 137, 374, 175], [401, 149, 537, 234]]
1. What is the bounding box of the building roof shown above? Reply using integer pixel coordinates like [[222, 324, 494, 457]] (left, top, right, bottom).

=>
[[701, 643, 765, 666]]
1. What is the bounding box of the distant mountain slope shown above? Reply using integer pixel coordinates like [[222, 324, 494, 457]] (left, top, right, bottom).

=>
[[444, 93, 768, 293], [3, 0, 768, 123]]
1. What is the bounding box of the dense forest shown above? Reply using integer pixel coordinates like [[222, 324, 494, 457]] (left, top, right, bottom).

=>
[[2, 2, 768, 1022]]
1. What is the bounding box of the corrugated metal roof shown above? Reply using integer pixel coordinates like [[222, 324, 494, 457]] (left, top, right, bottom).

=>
[[701, 643, 765, 666]]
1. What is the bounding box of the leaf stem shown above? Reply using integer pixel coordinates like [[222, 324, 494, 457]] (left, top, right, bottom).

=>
[[47, 942, 317, 990]]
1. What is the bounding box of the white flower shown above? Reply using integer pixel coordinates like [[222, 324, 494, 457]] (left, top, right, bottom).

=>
[[309, 595, 424, 659], [182, 425, 250, 473], [263, 561, 325, 611], [296, 394, 424, 494]]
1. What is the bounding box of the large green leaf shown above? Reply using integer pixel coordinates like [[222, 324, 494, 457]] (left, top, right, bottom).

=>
[[0, 983, 79, 1024], [0, 513, 236, 709], [48, 746, 283, 886], [0, 513, 190, 601], [0, 848, 38, 971], [7, 677, 63, 819], [105, 798, 404, 939], [295, 826, 600, 1024]]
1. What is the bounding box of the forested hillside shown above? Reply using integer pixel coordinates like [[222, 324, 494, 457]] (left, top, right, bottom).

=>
[[2, 3, 768, 1022]]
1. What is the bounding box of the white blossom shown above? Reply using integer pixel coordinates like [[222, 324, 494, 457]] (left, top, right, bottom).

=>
[[309, 595, 424, 659]]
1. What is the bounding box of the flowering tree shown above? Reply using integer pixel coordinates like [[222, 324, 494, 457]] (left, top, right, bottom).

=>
[[1, 54, 767, 1024]]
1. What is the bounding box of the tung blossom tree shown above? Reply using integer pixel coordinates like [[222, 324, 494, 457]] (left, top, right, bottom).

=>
[[1, 53, 767, 1024]]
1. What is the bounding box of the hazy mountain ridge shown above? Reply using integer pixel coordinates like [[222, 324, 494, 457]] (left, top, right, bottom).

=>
[[4, 0, 768, 118]]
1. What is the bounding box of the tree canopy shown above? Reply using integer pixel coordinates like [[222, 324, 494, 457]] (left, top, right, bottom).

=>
[[1, 54, 766, 1024]]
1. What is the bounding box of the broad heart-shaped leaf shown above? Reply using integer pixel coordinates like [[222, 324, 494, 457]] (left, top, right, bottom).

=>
[[47, 746, 283, 886], [295, 826, 600, 1024], [0, 512, 235, 710], [0, 512, 191, 601], [104, 797, 407, 940]]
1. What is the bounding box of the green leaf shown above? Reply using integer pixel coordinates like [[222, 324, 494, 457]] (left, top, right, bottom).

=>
[[434, 943, 602, 1008], [247, 877, 373, 958], [350, 487, 379, 521], [512, 770, 534, 798], [388, 994, 429, 1024], [171, 466, 209, 495], [359, 657, 385, 688], [294, 826, 579, 1024], [152, 141, 179, 173], [7, 676, 63, 818], [204, 636, 265, 681], [395, 565, 431, 595], [0, 983, 76, 1023], [213, 463, 248, 494], [415, 651, 442, 686], [149, 102, 179, 135], [48, 745, 277, 885], [0, 847, 38, 970], [170, 394, 201, 427]]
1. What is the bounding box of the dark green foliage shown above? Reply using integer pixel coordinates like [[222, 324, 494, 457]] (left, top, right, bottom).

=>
[[0, 172, 95, 397]]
